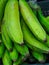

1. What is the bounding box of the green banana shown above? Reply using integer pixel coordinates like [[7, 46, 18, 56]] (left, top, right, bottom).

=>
[[0, 43, 5, 58], [0, 33, 5, 58], [1, 23, 13, 51], [0, 32, 2, 43], [32, 51, 46, 63], [46, 16, 49, 20], [26, 43, 48, 53], [21, 20, 49, 53], [0, 22, 1, 32], [26, 34, 49, 51], [45, 34, 49, 47], [4, 0, 23, 44], [19, 0, 46, 42], [0, 43, 5, 57], [37, 8, 49, 33], [33, 10, 37, 16], [10, 47, 18, 62], [13, 55, 27, 65], [14, 43, 29, 57], [0, 0, 7, 21], [2, 50, 12, 65]]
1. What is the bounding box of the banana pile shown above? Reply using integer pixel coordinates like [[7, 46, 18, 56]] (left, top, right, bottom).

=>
[[0, 0, 49, 65]]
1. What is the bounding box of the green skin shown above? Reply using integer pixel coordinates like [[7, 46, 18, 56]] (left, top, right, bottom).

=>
[[32, 51, 45, 62], [19, 0, 46, 42], [13, 55, 26, 65], [37, 9, 49, 33], [0, 43, 5, 58], [10, 47, 18, 62], [0, 0, 7, 21], [1, 24, 13, 51], [4, 0, 23, 44], [45, 34, 49, 47], [0, 34, 1, 42], [46, 16, 49, 20], [2, 50, 12, 65], [21, 20, 49, 53], [26, 43, 48, 53], [14, 43, 29, 56], [26, 34, 49, 53], [0, 33, 5, 58]]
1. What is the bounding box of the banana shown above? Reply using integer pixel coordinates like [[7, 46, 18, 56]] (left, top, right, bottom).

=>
[[10, 47, 18, 62], [46, 16, 49, 20], [0, 22, 1, 32], [0, 32, 5, 58], [2, 50, 12, 65], [0, 0, 7, 21], [14, 43, 29, 57], [0, 43, 5, 58], [37, 8, 49, 33], [26, 43, 48, 53], [13, 55, 27, 65], [26, 34, 49, 52], [32, 51, 46, 63], [21, 19, 49, 53], [45, 34, 49, 47], [19, 0, 46, 42], [0, 32, 2, 43], [1, 23, 13, 51], [3, 0, 23, 45]]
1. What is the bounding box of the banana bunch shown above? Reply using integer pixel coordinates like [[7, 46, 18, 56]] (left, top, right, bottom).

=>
[[0, 0, 49, 65]]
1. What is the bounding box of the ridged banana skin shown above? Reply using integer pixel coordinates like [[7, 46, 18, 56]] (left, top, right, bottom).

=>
[[0, 43, 5, 58], [13, 55, 26, 65], [2, 50, 12, 65], [4, 0, 23, 44], [10, 47, 18, 62], [1, 24, 13, 51], [14, 43, 29, 56], [21, 21, 49, 53], [32, 51, 45, 63], [0, 0, 7, 21], [19, 0, 46, 42], [37, 9, 49, 33]]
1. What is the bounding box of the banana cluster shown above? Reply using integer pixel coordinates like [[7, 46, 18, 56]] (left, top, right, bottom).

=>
[[0, 0, 49, 65]]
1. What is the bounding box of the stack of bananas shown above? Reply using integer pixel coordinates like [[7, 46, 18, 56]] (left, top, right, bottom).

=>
[[0, 0, 49, 65]]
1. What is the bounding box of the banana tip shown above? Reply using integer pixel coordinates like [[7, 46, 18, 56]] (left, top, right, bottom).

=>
[[13, 59, 16, 62], [39, 60, 45, 63], [0, 40, 2, 43], [26, 53, 30, 57], [22, 57, 27, 62], [43, 38, 47, 42], [48, 51, 49, 54], [29, 59, 33, 62], [20, 42, 24, 46], [9, 49, 13, 52]]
